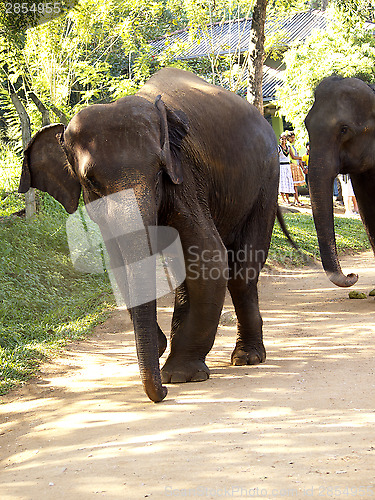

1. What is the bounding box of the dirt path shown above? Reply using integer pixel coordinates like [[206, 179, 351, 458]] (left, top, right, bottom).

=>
[[1, 252, 375, 499]]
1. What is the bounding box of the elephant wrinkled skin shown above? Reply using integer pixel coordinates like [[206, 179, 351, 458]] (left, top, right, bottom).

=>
[[19, 68, 280, 402], [305, 76, 375, 287]]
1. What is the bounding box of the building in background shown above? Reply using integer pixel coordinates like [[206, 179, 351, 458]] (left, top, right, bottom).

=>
[[151, 10, 327, 136]]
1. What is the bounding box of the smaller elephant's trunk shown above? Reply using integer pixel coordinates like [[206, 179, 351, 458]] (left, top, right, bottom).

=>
[[308, 158, 358, 288]]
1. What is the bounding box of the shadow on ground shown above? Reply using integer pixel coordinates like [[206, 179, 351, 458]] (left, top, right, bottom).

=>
[[1, 252, 375, 499]]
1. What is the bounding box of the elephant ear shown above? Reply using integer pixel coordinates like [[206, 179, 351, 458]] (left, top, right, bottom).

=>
[[155, 95, 189, 185], [19, 124, 81, 214]]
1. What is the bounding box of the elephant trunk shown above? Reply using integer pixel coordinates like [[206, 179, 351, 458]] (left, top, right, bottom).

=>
[[98, 189, 168, 402], [131, 301, 168, 403], [121, 199, 168, 403], [308, 151, 358, 287]]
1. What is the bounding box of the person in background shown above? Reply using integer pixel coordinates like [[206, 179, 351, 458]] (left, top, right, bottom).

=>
[[333, 177, 339, 199], [303, 142, 343, 208], [333, 177, 344, 205], [278, 133, 295, 205], [286, 131, 304, 206], [337, 174, 359, 217], [301, 142, 309, 188]]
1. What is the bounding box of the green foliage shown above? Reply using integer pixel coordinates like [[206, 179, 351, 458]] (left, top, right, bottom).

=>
[[0, 192, 24, 216], [271, 0, 310, 11], [0, 211, 114, 394], [276, 7, 375, 142], [0, 87, 23, 150], [23, 1, 130, 117], [182, 0, 253, 28], [0, 0, 194, 133], [0, 128, 23, 217], [334, 0, 375, 24], [0, 142, 21, 192]]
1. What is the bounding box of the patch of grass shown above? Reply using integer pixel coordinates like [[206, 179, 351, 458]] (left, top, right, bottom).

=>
[[0, 144, 21, 194], [0, 206, 115, 395], [0, 191, 24, 216], [0, 145, 24, 217], [269, 212, 371, 267]]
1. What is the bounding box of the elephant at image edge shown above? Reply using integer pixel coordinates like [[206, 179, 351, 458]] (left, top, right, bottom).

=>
[[305, 76, 375, 287], [19, 67, 280, 402]]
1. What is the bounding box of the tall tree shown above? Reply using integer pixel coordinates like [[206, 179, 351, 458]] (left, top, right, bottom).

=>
[[0, 33, 38, 217], [246, 0, 311, 114], [246, 0, 268, 114], [10, 92, 35, 218]]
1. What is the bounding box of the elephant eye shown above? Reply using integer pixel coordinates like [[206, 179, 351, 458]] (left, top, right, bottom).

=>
[[341, 125, 349, 135]]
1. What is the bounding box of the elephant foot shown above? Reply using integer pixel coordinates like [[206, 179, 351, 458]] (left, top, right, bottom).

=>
[[231, 344, 266, 366], [157, 326, 167, 357], [161, 358, 210, 384]]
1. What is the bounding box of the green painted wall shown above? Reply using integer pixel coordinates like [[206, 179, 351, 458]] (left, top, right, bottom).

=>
[[271, 115, 283, 139]]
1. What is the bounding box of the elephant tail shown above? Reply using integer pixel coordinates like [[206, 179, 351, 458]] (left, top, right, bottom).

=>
[[276, 205, 299, 250]]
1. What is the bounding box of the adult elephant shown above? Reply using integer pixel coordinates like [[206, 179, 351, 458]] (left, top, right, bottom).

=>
[[305, 75, 375, 287], [19, 68, 280, 402]]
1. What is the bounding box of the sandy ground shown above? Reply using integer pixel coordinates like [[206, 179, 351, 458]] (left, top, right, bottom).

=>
[[1, 252, 375, 499]]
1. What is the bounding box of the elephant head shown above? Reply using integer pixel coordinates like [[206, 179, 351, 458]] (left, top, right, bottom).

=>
[[19, 95, 188, 402], [305, 76, 375, 287]]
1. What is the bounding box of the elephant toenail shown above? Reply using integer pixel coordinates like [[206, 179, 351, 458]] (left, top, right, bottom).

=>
[[170, 373, 188, 384], [190, 371, 209, 382]]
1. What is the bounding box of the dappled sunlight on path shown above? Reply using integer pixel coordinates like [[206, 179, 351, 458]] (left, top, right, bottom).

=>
[[1, 252, 375, 499]]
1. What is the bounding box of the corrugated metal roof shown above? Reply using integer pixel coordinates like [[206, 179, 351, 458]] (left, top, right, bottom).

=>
[[262, 66, 283, 102], [152, 10, 328, 60], [221, 65, 283, 102], [151, 10, 374, 102]]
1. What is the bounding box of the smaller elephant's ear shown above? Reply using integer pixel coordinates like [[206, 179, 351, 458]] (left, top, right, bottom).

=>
[[19, 124, 81, 214], [155, 95, 189, 185]]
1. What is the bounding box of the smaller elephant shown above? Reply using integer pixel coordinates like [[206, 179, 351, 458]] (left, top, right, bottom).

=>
[[305, 75, 375, 287], [20, 68, 285, 402]]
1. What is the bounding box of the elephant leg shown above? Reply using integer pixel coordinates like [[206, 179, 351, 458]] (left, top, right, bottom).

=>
[[161, 218, 227, 384], [351, 171, 375, 254], [170, 281, 189, 339], [228, 203, 277, 366], [228, 277, 265, 366]]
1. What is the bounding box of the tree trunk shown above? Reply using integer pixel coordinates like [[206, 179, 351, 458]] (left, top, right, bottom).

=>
[[50, 104, 68, 126], [10, 92, 36, 219], [247, 0, 268, 115], [29, 92, 50, 126]]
